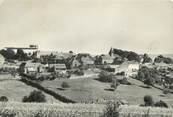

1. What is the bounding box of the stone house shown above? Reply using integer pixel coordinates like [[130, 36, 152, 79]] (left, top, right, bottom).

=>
[[68, 53, 94, 68]]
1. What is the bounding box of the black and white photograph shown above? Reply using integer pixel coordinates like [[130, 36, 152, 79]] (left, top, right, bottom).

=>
[[0, 0, 173, 116]]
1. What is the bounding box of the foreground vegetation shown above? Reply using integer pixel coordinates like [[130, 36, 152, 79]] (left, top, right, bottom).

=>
[[0, 102, 105, 117], [0, 102, 173, 117]]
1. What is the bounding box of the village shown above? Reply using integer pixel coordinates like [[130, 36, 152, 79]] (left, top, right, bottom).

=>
[[0, 45, 173, 106]]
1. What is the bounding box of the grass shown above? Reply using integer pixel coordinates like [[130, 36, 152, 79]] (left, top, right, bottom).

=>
[[0, 102, 173, 117], [0, 102, 105, 117], [119, 105, 173, 117], [39, 75, 173, 106], [0, 74, 61, 103]]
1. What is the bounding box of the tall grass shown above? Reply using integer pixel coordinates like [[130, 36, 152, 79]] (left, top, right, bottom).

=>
[[119, 105, 173, 117], [0, 102, 105, 117], [1, 102, 173, 117]]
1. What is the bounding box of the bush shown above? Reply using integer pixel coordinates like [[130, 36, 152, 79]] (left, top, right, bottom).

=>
[[154, 100, 168, 108], [163, 89, 170, 94], [61, 82, 70, 88], [144, 78, 154, 87], [116, 72, 125, 76], [111, 79, 119, 91], [119, 78, 131, 85], [73, 69, 84, 76], [142, 53, 152, 64], [98, 71, 114, 82], [103, 101, 120, 117], [22, 90, 46, 103], [103, 67, 115, 72], [137, 66, 158, 85], [144, 95, 154, 106], [0, 96, 8, 102]]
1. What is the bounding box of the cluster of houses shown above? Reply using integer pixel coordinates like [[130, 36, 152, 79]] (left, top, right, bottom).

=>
[[0, 45, 142, 78], [1, 45, 173, 80]]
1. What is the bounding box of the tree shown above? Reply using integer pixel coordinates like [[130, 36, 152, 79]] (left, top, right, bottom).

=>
[[110, 48, 140, 62], [0, 49, 15, 59], [22, 90, 46, 103], [144, 78, 154, 87], [103, 101, 120, 117], [137, 66, 158, 85], [69, 51, 73, 54], [154, 100, 168, 108], [98, 71, 114, 82], [61, 82, 70, 88], [14, 49, 29, 61], [111, 79, 119, 91], [154, 55, 173, 64], [0, 96, 8, 102], [143, 95, 154, 106], [142, 53, 152, 64]]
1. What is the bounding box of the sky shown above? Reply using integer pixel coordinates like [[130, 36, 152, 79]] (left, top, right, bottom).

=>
[[0, 0, 173, 55]]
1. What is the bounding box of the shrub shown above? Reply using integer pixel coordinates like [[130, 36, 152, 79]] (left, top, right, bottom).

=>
[[73, 69, 84, 76], [163, 89, 170, 94], [61, 82, 70, 88], [98, 71, 114, 82], [116, 72, 125, 76], [144, 78, 154, 87], [142, 53, 152, 64], [119, 78, 131, 85], [144, 95, 154, 106], [103, 101, 120, 117], [22, 90, 46, 103], [137, 66, 158, 85], [111, 79, 119, 91], [154, 100, 168, 108], [0, 96, 8, 102], [103, 67, 115, 72]]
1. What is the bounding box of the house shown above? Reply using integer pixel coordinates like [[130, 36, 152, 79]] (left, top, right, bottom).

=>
[[99, 55, 114, 64], [0, 54, 5, 65], [126, 63, 140, 77], [19, 62, 44, 74], [68, 53, 94, 68], [49, 64, 67, 72], [109, 61, 140, 77]]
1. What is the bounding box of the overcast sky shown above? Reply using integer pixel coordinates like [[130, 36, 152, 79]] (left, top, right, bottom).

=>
[[0, 0, 173, 55]]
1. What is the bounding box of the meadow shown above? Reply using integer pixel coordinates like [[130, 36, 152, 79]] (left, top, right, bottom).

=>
[[39, 75, 173, 106], [0, 74, 61, 103]]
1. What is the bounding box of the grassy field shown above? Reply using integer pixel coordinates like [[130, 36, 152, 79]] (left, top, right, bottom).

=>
[[0, 74, 62, 103], [39, 75, 173, 106], [0, 102, 105, 117]]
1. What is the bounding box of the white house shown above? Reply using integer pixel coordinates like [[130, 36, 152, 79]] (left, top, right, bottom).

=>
[[126, 63, 140, 77]]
